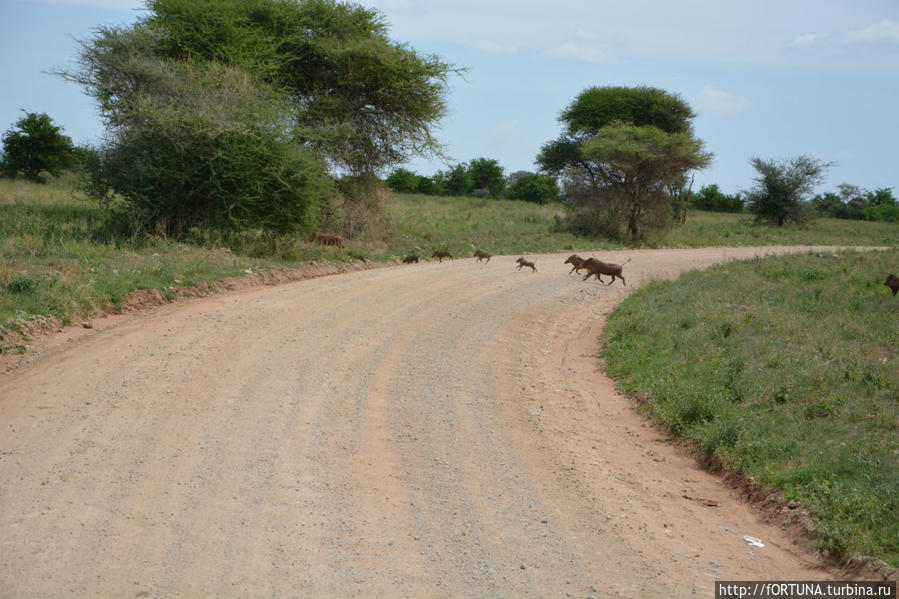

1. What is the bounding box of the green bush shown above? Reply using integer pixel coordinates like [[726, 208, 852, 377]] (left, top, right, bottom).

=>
[[813, 186, 898, 223], [689, 184, 743, 213], [80, 55, 333, 238], [467, 157, 505, 198], [506, 172, 560, 204], [386, 168, 420, 193]]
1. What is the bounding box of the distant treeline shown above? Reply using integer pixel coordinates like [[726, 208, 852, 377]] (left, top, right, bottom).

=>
[[687, 183, 897, 222], [390, 164, 897, 224], [386, 159, 561, 204], [811, 184, 899, 222]]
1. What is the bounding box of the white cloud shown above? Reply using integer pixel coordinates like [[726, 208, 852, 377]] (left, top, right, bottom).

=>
[[543, 42, 618, 65], [694, 85, 753, 116], [847, 19, 899, 45]]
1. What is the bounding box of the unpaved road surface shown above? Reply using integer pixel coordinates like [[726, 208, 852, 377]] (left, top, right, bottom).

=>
[[2, 247, 841, 597]]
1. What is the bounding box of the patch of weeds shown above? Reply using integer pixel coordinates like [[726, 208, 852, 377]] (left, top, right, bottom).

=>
[[801, 267, 828, 281], [667, 394, 717, 433], [804, 400, 837, 419], [6, 275, 37, 294], [773, 386, 792, 404], [843, 360, 884, 389], [712, 321, 735, 343]]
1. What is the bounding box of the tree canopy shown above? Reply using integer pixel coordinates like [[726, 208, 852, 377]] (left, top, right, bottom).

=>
[[812, 184, 898, 222], [537, 85, 697, 181], [506, 172, 560, 204], [1, 111, 74, 182], [690, 184, 744, 213], [538, 86, 710, 240], [58, 0, 459, 238], [140, 0, 458, 175], [466, 157, 505, 198]]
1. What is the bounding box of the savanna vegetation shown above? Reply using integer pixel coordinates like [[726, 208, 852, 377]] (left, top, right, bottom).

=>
[[3, 174, 895, 335], [603, 250, 898, 566], [2, 0, 898, 571]]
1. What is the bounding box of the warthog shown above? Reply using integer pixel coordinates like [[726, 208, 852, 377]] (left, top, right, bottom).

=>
[[581, 257, 631, 286], [402, 255, 420, 264], [515, 257, 537, 273], [432, 250, 453, 262], [564, 254, 588, 275], [474, 250, 492, 263], [885, 273, 899, 296]]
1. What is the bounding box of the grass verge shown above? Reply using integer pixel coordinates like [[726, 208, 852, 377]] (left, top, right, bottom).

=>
[[602, 250, 899, 566]]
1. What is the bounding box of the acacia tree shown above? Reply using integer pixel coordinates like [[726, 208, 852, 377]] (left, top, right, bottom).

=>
[[538, 86, 711, 240], [141, 0, 458, 176], [576, 123, 710, 239], [744, 155, 831, 226], [1, 111, 74, 181], [59, 0, 458, 237]]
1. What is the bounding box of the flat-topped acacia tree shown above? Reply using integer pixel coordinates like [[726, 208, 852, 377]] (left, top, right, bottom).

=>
[[538, 86, 711, 241]]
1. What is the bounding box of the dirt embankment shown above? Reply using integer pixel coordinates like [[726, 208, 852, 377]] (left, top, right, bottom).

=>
[[0, 247, 891, 597]]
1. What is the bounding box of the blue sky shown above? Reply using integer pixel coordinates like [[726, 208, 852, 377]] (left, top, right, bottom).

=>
[[2, 0, 897, 195]]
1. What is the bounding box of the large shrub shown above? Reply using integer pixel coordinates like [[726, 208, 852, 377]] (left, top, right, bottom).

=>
[[506, 172, 560, 204], [744, 155, 830, 226], [386, 168, 420, 193], [467, 157, 505, 198], [76, 43, 332, 237]]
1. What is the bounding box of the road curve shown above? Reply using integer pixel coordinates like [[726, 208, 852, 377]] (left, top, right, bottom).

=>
[[1, 247, 840, 597]]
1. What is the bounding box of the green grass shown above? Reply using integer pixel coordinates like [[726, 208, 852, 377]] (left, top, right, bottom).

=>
[[602, 250, 899, 565], [666, 210, 899, 247], [381, 193, 605, 256], [0, 176, 330, 330]]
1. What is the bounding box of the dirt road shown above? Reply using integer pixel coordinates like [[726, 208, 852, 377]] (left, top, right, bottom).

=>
[[1, 247, 840, 597]]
